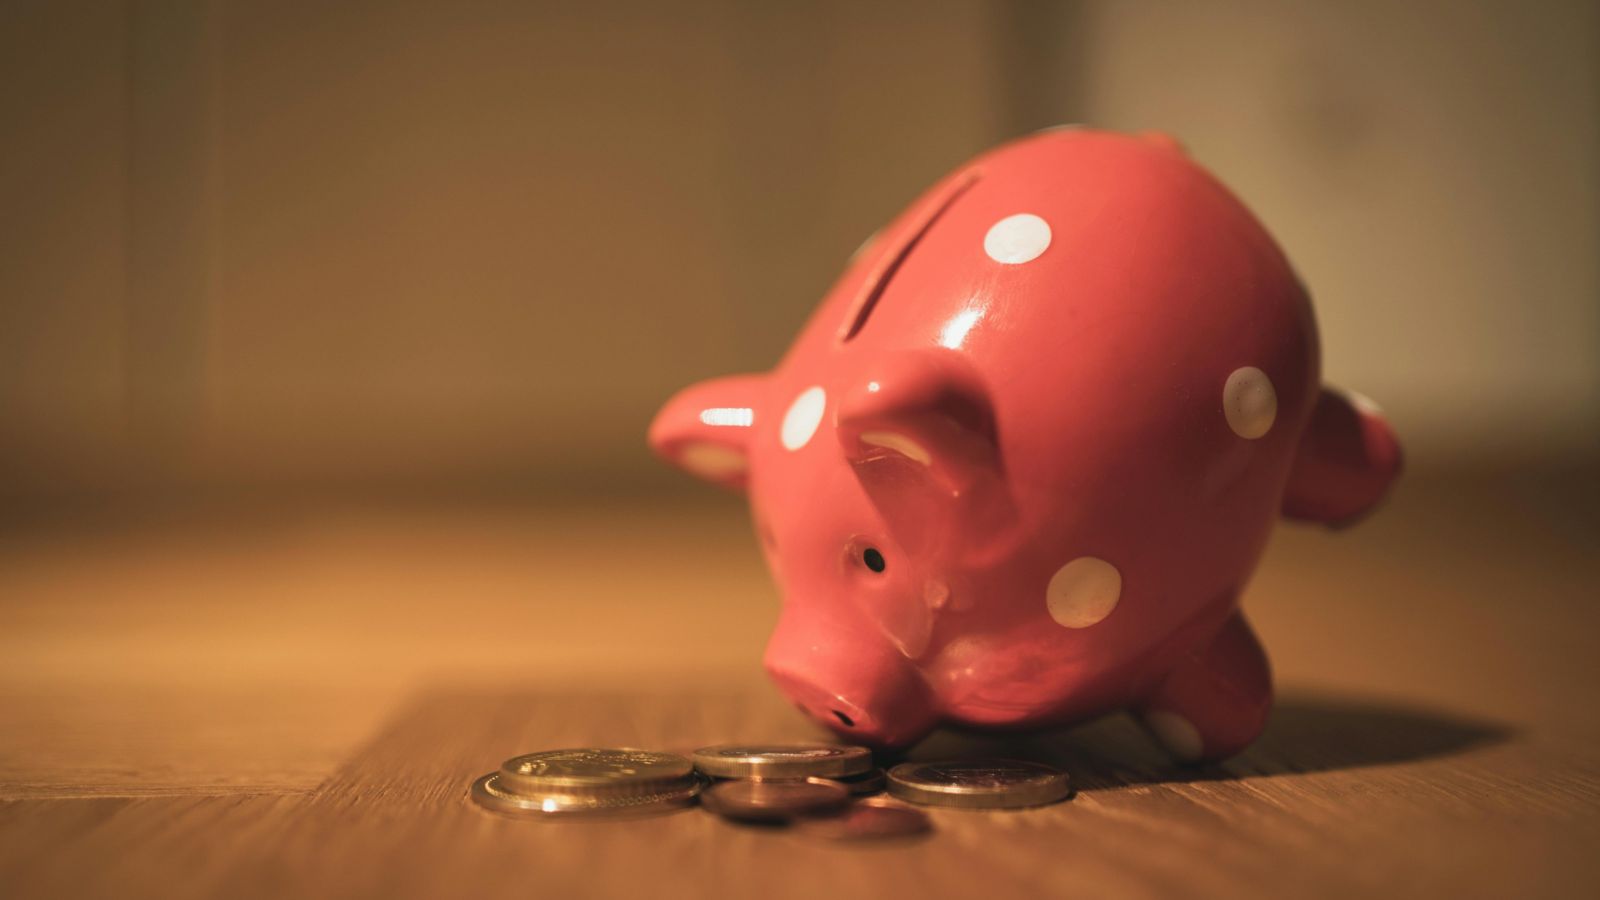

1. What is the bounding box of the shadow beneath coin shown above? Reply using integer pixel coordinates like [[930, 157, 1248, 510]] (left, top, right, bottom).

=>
[[893, 690, 1514, 794]]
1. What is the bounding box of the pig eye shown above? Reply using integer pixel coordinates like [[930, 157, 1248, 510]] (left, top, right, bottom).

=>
[[862, 547, 886, 573]]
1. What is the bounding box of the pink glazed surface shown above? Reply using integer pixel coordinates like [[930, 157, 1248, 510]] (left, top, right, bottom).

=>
[[650, 129, 1401, 759]]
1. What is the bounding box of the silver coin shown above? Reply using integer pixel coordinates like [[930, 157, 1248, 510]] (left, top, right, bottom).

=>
[[470, 772, 701, 819], [691, 743, 872, 779], [699, 777, 850, 822], [887, 758, 1070, 809], [796, 798, 933, 840], [498, 748, 694, 797]]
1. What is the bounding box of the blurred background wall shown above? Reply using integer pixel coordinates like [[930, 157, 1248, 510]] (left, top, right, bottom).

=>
[[2, 0, 1596, 507]]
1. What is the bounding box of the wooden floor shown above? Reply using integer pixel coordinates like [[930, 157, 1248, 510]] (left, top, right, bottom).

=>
[[1, 470, 1597, 898]]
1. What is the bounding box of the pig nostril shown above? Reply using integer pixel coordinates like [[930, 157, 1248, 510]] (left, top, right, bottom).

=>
[[831, 709, 855, 728]]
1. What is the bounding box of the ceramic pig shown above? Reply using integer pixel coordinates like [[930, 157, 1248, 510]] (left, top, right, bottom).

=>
[[649, 129, 1401, 761]]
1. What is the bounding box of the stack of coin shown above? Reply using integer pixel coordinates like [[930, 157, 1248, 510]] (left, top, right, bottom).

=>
[[691, 743, 875, 782], [689, 743, 931, 839], [469, 744, 1070, 832], [470, 748, 703, 818]]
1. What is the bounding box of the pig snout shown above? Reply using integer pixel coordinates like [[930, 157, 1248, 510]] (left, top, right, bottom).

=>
[[763, 612, 939, 749]]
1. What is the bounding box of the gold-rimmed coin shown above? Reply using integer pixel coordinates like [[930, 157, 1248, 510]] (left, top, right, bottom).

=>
[[796, 797, 933, 840], [470, 772, 702, 819], [699, 777, 850, 822], [691, 743, 872, 779], [887, 758, 1069, 809], [498, 748, 694, 797]]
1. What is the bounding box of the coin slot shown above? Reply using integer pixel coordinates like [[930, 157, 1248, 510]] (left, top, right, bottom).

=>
[[831, 710, 855, 728], [839, 173, 980, 343]]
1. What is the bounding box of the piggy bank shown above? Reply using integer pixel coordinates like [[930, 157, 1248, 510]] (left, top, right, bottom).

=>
[[649, 129, 1400, 761]]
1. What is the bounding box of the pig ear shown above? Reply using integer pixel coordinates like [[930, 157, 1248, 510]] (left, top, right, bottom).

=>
[[649, 373, 768, 491], [836, 350, 1001, 501], [1282, 386, 1403, 526]]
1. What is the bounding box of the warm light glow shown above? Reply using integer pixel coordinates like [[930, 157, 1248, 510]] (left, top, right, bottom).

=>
[[938, 306, 984, 349], [698, 407, 754, 427], [542, 798, 559, 812]]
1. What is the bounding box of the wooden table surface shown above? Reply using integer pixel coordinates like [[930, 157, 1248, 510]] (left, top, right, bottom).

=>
[[2, 470, 1597, 898]]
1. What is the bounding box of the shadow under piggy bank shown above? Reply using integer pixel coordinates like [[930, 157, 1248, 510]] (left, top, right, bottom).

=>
[[899, 690, 1513, 793]]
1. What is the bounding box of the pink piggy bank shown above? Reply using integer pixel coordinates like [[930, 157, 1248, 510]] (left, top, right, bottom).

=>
[[649, 129, 1401, 761]]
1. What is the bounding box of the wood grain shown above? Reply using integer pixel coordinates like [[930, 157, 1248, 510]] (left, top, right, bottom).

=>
[[1, 471, 1597, 898]]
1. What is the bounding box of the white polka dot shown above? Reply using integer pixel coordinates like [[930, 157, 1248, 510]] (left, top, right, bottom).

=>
[[1223, 366, 1277, 439], [1045, 556, 1121, 628], [781, 386, 827, 451], [677, 443, 746, 479], [858, 430, 931, 465], [984, 214, 1051, 264], [1143, 710, 1204, 762]]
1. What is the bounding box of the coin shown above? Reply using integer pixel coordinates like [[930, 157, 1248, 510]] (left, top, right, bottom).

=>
[[796, 798, 933, 840], [716, 766, 883, 795], [691, 743, 873, 779], [498, 748, 694, 797], [886, 758, 1070, 809], [699, 777, 851, 822], [470, 772, 702, 819], [834, 767, 887, 795]]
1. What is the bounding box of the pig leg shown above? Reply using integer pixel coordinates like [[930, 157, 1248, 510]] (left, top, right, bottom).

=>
[[1134, 612, 1271, 763]]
